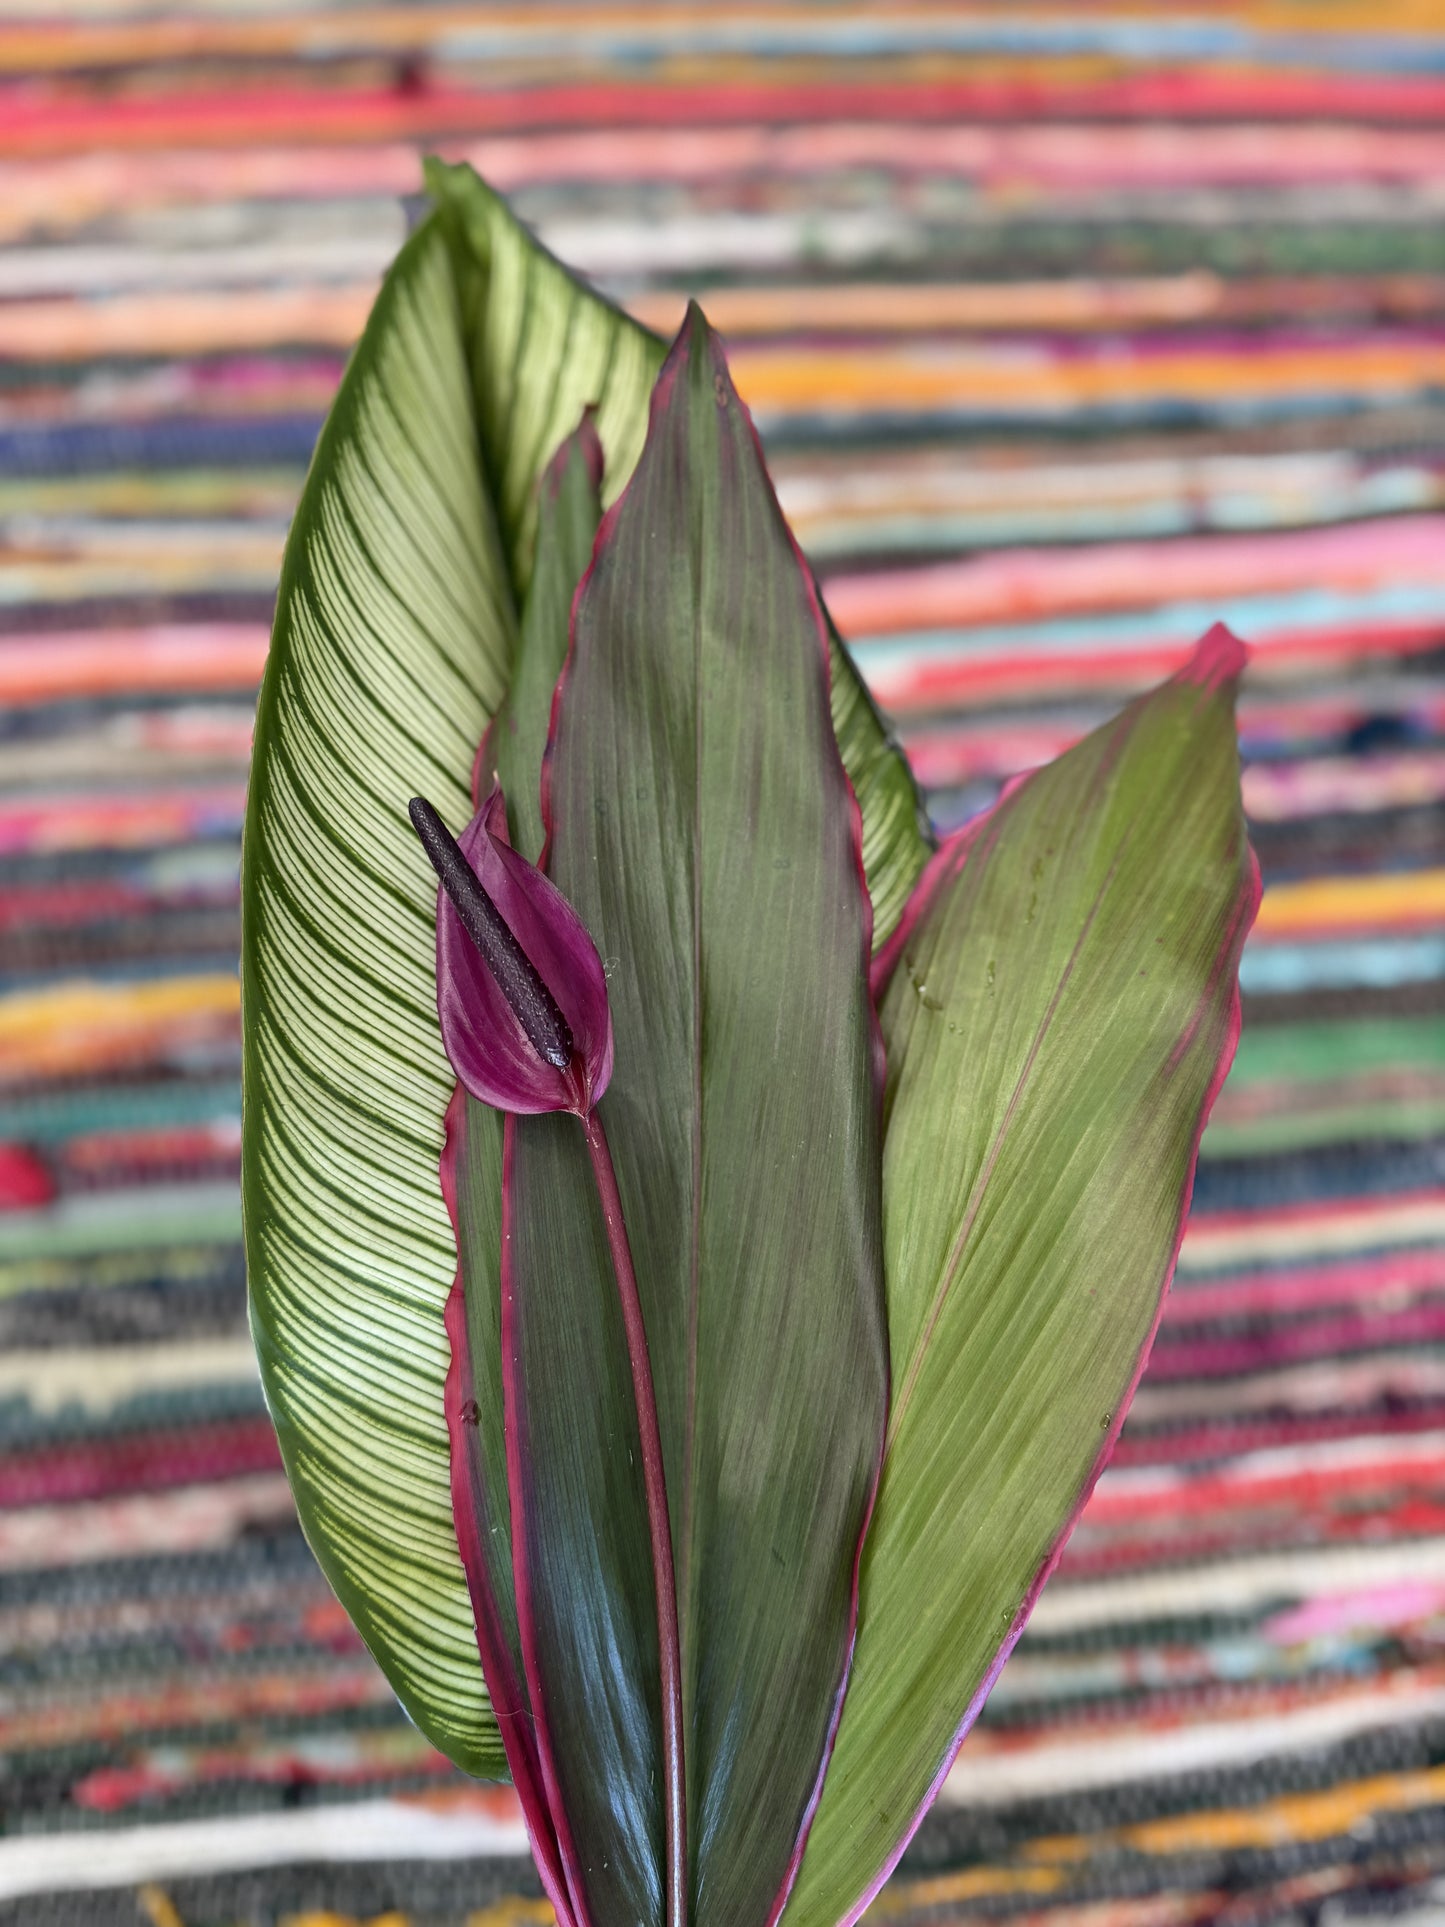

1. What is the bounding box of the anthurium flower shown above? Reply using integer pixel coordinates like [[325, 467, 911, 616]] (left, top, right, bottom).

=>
[[409, 786, 614, 1116]]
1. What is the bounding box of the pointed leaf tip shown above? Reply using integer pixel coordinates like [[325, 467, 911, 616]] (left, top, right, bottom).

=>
[[419, 787, 614, 1115], [1181, 621, 1249, 692], [542, 408, 604, 504], [641, 299, 735, 427]]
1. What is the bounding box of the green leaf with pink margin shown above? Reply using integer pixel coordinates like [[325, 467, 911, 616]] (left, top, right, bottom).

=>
[[783, 624, 1260, 1927], [500, 305, 889, 1927]]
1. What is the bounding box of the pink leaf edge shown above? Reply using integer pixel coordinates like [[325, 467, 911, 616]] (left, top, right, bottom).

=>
[[469, 411, 605, 813]]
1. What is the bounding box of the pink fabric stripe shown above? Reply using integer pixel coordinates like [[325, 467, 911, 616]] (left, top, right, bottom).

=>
[[0, 787, 247, 857], [0, 625, 269, 708], [907, 692, 1445, 788], [826, 514, 1445, 639], [427, 124, 1445, 194], [1111, 1405, 1445, 1469], [871, 620, 1445, 712], [12, 127, 1445, 216], [8, 74, 1445, 157], [1088, 1443, 1445, 1528], [1149, 1301, 1445, 1379], [0, 1419, 281, 1508], [1265, 1582, 1445, 1644], [1167, 1249, 1445, 1323]]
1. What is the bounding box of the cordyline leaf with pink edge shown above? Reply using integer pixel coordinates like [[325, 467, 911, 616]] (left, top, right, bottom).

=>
[[430, 418, 612, 1927], [470, 305, 889, 1927]]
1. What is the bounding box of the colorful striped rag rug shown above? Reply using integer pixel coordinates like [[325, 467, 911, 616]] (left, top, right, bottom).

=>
[[2, 4, 1444, 1923]]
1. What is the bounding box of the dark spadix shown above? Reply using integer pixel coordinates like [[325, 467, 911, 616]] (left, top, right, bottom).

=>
[[409, 797, 574, 1071], [411, 786, 614, 1116]]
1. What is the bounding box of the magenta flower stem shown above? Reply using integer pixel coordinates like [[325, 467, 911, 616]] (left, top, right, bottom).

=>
[[582, 1106, 687, 1927]]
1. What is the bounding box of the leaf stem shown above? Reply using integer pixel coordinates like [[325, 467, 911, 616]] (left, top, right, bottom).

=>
[[582, 1107, 687, 1927]]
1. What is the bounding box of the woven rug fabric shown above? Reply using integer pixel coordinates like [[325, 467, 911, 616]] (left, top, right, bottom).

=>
[[2, 6, 1444, 1924]]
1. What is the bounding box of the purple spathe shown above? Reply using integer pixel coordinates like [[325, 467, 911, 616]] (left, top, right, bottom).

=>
[[432, 785, 614, 1116]]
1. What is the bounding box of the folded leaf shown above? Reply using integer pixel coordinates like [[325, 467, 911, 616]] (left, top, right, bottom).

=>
[[445, 421, 611, 1909], [442, 1094, 573, 1924], [502, 307, 889, 1927], [243, 216, 516, 1776], [784, 625, 1260, 1927]]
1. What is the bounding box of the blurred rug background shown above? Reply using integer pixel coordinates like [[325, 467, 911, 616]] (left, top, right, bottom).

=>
[[3, 4, 1445, 1924]]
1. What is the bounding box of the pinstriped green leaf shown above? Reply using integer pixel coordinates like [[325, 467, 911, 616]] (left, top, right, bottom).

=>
[[245, 163, 929, 1784], [426, 158, 662, 603], [244, 215, 512, 1775]]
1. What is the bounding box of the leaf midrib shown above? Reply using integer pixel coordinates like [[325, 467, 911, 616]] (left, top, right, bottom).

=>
[[679, 393, 707, 1756]]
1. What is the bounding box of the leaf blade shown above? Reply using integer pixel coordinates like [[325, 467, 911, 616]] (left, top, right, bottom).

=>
[[487, 417, 607, 863], [784, 625, 1260, 1927], [505, 308, 890, 1927], [243, 214, 517, 1777]]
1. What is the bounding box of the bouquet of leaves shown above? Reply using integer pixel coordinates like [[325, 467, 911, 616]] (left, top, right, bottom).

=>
[[242, 163, 1258, 1927]]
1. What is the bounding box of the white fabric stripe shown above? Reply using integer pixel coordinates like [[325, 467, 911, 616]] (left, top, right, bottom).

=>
[[941, 1670, 1445, 1807], [0, 1337, 258, 1415], [1177, 1196, 1445, 1272], [0, 1474, 294, 1572], [1031, 1535, 1445, 1634], [1128, 1351, 1445, 1424], [0, 1797, 529, 1901]]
